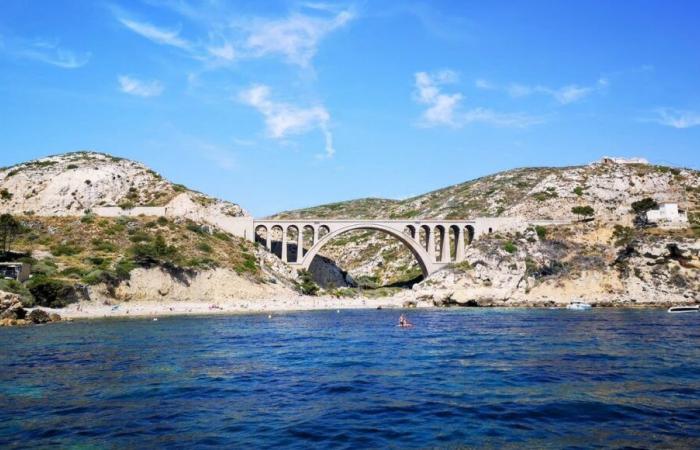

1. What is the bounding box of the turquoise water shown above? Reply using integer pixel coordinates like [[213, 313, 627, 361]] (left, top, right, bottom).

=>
[[1, 308, 699, 448]]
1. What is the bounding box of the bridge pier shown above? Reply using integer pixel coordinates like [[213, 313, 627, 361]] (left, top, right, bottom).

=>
[[281, 228, 288, 263], [440, 227, 450, 263], [456, 227, 465, 262], [427, 227, 435, 261], [296, 227, 304, 263]]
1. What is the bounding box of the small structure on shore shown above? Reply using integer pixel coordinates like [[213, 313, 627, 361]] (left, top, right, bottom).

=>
[[0, 262, 30, 282]]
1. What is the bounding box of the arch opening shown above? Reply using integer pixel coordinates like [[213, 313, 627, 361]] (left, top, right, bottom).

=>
[[254, 225, 268, 248], [302, 224, 432, 290], [270, 225, 284, 258]]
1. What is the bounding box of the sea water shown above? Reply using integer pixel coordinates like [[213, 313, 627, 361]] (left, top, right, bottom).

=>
[[1, 308, 699, 448]]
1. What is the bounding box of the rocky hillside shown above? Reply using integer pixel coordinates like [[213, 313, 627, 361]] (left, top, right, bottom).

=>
[[275, 159, 699, 222], [272, 158, 700, 287], [405, 222, 700, 308], [0, 151, 300, 313], [0, 151, 245, 218]]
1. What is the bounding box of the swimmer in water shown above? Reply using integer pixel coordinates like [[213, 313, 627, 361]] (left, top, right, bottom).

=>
[[398, 314, 413, 327]]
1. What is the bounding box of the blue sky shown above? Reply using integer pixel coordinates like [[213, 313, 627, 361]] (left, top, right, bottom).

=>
[[1, 1, 699, 216]]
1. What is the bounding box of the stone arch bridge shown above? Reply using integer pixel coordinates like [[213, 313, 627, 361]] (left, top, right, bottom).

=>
[[252, 218, 529, 277]]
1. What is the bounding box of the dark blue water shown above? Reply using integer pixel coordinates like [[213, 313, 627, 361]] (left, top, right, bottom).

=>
[[1, 309, 700, 448]]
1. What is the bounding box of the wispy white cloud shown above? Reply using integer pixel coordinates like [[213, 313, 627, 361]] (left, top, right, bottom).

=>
[[414, 71, 542, 128], [114, 5, 354, 68], [118, 75, 164, 97], [243, 9, 354, 67], [239, 84, 335, 158], [476, 78, 608, 105], [2, 37, 90, 68], [652, 108, 700, 129], [117, 17, 191, 49], [414, 70, 463, 126]]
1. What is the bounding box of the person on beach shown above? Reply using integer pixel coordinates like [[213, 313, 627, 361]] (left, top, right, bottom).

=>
[[399, 314, 412, 327]]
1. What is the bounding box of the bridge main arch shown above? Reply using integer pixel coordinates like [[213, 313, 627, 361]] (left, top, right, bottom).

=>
[[300, 223, 434, 277]]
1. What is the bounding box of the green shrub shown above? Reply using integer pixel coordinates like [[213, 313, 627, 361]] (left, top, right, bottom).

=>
[[115, 258, 137, 278], [31, 259, 57, 276], [157, 216, 168, 226], [130, 234, 177, 261], [449, 260, 472, 273], [172, 184, 186, 192], [26, 277, 78, 308], [297, 269, 319, 296], [66, 164, 79, 170], [128, 231, 152, 243], [235, 253, 258, 275], [92, 239, 117, 252], [532, 190, 559, 202], [51, 243, 83, 256], [0, 188, 12, 201], [213, 231, 231, 241], [503, 241, 517, 253], [612, 225, 635, 247], [631, 198, 658, 214], [573, 186, 584, 196], [354, 275, 380, 289], [81, 270, 110, 285], [59, 266, 87, 278], [85, 256, 110, 269], [80, 212, 95, 223], [197, 242, 213, 253], [535, 225, 548, 239], [571, 205, 594, 221]]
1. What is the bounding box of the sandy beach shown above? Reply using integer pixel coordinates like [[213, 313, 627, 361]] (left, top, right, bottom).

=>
[[43, 295, 415, 320]]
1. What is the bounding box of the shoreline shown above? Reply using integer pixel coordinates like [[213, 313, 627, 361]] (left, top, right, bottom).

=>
[[33, 296, 691, 321], [40, 296, 412, 320]]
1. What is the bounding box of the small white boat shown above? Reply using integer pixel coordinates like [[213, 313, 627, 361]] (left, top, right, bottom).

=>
[[668, 305, 699, 314], [566, 301, 592, 311]]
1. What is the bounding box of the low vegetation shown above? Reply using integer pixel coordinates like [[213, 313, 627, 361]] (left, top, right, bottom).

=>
[[0, 214, 262, 307]]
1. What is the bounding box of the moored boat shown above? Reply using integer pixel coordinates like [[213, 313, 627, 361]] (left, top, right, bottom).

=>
[[566, 301, 592, 311], [667, 305, 699, 313]]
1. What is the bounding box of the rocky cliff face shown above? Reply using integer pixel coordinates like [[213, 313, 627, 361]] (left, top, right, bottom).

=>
[[0, 151, 246, 218], [406, 224, 700, 307], [273, 159, 700, 293]]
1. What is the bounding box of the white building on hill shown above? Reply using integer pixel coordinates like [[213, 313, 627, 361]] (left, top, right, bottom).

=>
[[646, 203, 689, 228]]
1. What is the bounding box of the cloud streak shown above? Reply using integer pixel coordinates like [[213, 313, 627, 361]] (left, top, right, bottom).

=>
[[118, 75, 164, 97], [2, 37, 90, 68], [115, 5, 354, 68], [239, 84, 335, 158], [117, 17, 191, 49], [414, 71, 542, 128], [652, 108, 700, 129], [476, 77, 608, 105]]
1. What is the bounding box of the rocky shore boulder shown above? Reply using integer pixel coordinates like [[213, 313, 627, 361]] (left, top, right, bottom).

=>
[[0, 303, 26, 320], [27, 309, 51, 324], [0, 291, 27, 320]]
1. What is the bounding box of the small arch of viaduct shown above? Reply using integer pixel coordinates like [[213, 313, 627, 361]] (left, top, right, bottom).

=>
[[253, 219, 483, 277]]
